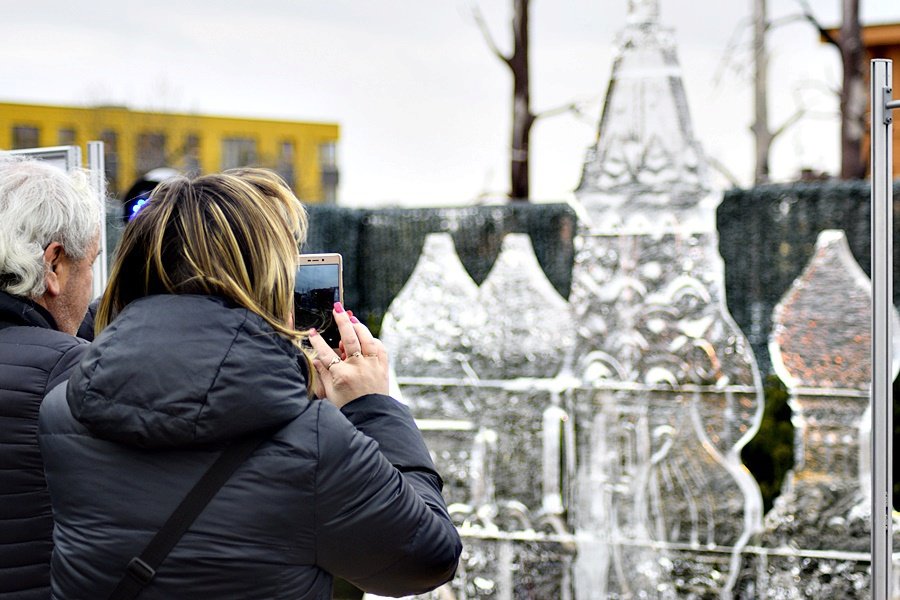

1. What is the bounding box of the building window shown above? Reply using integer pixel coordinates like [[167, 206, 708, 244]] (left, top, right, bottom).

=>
[[319, 142, 337, 169], [136, 133, 167, 176], [276, 140, 295, 192], [11, 126, 39, 149], [319, 142, 339, 204], [58, 128, 76, 146], [101, 129, 119, 196], [221, 138, 257, 170], [183, 133, 201, 176]]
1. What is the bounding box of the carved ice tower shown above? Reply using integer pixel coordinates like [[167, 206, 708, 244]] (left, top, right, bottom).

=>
[[567, 0, 764, 597], [741, 230, 900, 598]]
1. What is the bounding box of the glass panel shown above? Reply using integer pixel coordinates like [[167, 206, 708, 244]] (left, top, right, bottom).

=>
[[318, 142, 338, 203], [11, 126, 39, 149], [276, 140, 295, 191], [318, 142, 336, 168], [135, 132, 167, 176], [221, 138, 257, 170], [183, 133, 200, 176], [101, 129, 119, 196], [57, 128, 76, 146]]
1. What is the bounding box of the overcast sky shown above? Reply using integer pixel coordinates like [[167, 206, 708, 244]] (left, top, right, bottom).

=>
[[1, 1, 898, 206]]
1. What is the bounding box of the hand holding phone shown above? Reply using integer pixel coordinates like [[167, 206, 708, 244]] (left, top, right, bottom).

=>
[[305, 303, 390, 408], [294, 253, 343, 348]]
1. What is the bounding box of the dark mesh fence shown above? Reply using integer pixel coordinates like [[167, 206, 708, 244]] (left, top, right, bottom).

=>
[[303, 203, 578, 333], [718, 181, 900, 375]]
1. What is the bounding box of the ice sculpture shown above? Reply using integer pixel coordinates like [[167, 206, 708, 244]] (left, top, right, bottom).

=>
[[373, 1, 891, 598], [575, 0, 718, 234], [567, 0, 764, 596], [382, 231, 579, 598], [380, 233, 482, 380], [738, 230, 900, 598], [472, 233, 574, 379]]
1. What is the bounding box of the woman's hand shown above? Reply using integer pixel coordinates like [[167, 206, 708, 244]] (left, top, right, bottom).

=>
[[307, 302, 390, 409]]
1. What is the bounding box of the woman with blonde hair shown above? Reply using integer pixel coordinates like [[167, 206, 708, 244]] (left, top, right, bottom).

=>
[[38, 169, 461, 599]]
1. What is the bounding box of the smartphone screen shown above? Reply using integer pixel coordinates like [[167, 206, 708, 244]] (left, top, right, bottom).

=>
[[294, 256, 343, 348]]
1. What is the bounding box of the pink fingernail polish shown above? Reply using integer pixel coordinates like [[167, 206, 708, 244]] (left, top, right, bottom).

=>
[[308, 328, 318, 336], [350, 316, 360, 324], [333, 302, 344, 313]]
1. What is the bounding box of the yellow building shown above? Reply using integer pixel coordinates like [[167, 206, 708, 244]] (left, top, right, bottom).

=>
[[0, 101, 339, 202]]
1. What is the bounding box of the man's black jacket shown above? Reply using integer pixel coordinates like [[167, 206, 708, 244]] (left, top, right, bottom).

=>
[[0, 291, 87, 599]]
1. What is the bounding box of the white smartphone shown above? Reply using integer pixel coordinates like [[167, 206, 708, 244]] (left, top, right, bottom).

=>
[[294, 253, 344, 348]]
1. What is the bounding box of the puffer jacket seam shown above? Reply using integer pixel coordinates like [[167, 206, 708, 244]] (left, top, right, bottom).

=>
[[0, 361, 51, 371], [0, 332, 66, 348], [0, 324, 52, 334], [0, 327, 83, 398], [0, 326, 74, 357], [312, 401, 321, 567], [193, 309, 251, 438]]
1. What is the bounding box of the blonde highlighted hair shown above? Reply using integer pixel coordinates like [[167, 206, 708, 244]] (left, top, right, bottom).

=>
[[97, 168, 311, 359]]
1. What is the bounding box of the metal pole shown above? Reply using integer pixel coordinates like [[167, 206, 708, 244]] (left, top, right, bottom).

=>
[[871, 58, 895, 600], [87, 141, 108, 298]]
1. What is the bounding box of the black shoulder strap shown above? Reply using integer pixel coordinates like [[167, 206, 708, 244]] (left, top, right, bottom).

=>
[[107, 434, 266, 600]]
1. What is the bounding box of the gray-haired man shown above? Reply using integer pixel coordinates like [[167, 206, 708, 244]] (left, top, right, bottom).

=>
[[0, 156, 101, 598]]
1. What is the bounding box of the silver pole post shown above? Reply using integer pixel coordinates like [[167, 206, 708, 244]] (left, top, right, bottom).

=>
[[871, 58, 895, 600], [86, 141, 108, 299]]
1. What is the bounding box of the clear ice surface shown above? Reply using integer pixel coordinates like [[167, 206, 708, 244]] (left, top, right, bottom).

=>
[[378, 0, 893, 596]]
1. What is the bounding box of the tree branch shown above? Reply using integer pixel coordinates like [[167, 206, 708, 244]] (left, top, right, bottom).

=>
[[712, 11, 809, 89], [706, 154, 742, 188], [712, 16, 751, 88], [772, 107, 805, 139], [767, 13, 808, 30], [534, 97, 600, 122], [471, 3, 512, 67], [534, 102, 577, 120], [793, 0, 840, 47]]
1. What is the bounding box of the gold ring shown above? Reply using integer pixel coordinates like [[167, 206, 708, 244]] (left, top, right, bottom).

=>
[[326, 356, 341, 370], [349, 351, 363, 359]]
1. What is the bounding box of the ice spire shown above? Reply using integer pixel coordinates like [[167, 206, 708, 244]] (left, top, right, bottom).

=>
[[575, 0, 715, 233], [627, 0, 658, 24]]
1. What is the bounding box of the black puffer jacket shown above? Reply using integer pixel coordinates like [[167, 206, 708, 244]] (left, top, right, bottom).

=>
[[39, 294, 461, 599], [0, 292, 88, 599]]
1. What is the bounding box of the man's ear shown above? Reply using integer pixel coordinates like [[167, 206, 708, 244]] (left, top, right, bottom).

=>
[[43, 242, 63, 298]]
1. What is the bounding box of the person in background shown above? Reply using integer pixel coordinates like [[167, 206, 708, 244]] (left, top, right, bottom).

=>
[[39, 169, 462, 599], [0, 156, 102, 598]]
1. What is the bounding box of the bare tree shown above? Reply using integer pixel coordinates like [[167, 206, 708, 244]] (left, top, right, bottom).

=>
[[715, 1, 807, 185], [474, 0, 534, 201], [746, 0, 805, 184], [751, 0, 773, 184], [797, 0, 866, 179]]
